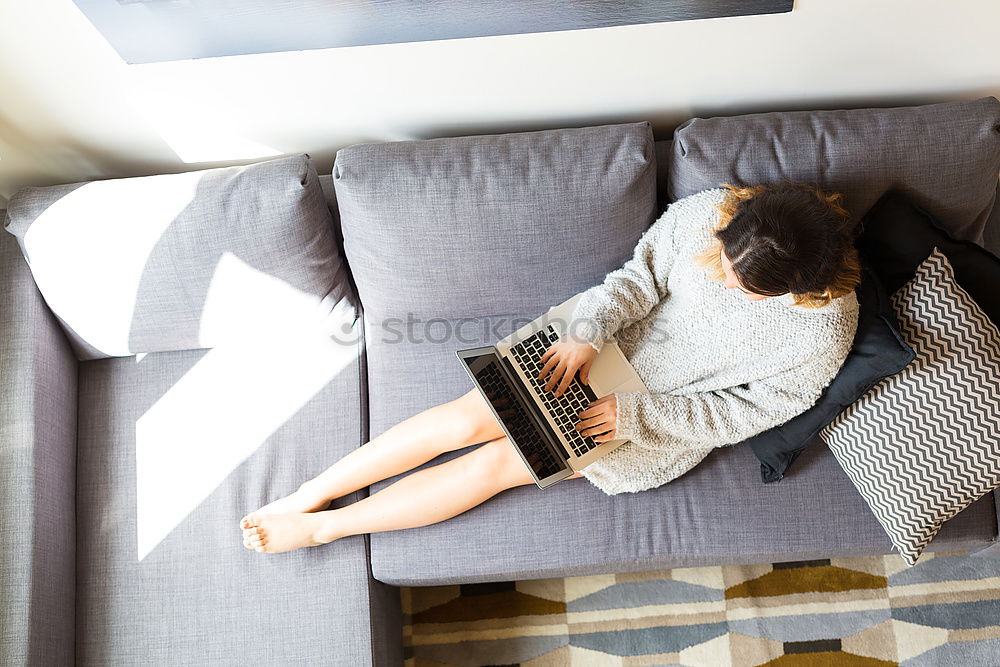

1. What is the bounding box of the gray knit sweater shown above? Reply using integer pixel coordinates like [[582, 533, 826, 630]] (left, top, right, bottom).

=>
[[569, 188, 859, 495]]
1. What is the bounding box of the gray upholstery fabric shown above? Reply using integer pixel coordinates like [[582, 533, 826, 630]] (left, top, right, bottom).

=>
[[0, 227, 78, 666], [4, 155, 352, 360], [324, 139, 673, 217], [668, 97, 1000, 244], [333, 122, 657, 322], [73, 323, 401, 666], [318, 139, 688, 322]]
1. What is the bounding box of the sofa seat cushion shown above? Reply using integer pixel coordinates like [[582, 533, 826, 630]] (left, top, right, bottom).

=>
[[369, 438, 996, 586], [364, 315, 997, 585], [333, 122, 657, 323], [73, 321, 398, 664], [3, 154, 352, 360], [667, 97, 1000, 244]]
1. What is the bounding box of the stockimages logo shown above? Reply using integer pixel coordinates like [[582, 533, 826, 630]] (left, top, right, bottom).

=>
[[328, 314, 672, 346]]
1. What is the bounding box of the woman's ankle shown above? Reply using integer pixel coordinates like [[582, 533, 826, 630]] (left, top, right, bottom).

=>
[[297, 479, 339, 508]]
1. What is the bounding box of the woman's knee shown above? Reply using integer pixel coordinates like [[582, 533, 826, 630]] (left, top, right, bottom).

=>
[[466, 438, 534, 487], [444, 388, 503, 445]]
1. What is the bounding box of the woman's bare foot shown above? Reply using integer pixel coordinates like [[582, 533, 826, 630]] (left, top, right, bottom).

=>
[[241, 512, 338, 554], [239, 484, 330, 530]]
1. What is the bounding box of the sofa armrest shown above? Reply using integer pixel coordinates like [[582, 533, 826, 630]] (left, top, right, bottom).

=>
[[0, 222, 78, 666]]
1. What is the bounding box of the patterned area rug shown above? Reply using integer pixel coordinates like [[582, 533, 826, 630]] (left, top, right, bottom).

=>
[[401, 550, 1000, 666]]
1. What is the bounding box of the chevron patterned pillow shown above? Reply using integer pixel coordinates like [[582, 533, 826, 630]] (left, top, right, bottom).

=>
[[820, 247, 1000, 566]]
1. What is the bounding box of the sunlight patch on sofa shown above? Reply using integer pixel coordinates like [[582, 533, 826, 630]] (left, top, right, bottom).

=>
[[134, 296, 359, 562], [21, 174, 201, 356], [198, 251, 352, 347]]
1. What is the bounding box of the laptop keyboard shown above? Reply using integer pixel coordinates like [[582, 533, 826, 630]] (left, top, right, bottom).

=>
[[473, 360, 565, 480], [509, 325, 602, 458]]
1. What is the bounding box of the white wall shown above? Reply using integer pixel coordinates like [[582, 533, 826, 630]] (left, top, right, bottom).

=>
[[1, 0, 999, 208]]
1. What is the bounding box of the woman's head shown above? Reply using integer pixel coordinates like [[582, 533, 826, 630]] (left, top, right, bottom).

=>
[[697, 182, 862, 308]]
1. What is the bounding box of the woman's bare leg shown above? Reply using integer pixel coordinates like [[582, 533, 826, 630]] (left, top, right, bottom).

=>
[[240, 388, 504, 524], [241, 437, 585, 553]]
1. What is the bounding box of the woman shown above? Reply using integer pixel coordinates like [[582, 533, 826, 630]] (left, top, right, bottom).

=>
[[240, 182, 861, 554]]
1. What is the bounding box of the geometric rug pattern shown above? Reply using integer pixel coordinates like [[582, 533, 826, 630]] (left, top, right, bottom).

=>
[[401, 550, 1000, 666]]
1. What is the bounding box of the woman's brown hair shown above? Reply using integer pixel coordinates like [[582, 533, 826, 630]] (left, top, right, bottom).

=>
[[695, 182, 862, 308]]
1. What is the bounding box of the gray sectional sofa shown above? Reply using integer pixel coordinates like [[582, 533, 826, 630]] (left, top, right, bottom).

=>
[[3, 96, 1000, 666]]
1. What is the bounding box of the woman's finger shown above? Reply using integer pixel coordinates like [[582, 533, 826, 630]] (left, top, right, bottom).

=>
[[594, 429, 617, 443], [579, 420, 613, 437], [538, 353, 559, 382], [544, 361, 567, 392], [555, 364, 578, 397], [576, 403, 605, 421], [575, 415, 607, 431]]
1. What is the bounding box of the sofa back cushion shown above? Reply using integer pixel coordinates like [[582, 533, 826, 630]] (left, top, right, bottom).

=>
[[332, 122, 657, 323], [3, 155, 353, 360], [667, 97, 1000, 244]]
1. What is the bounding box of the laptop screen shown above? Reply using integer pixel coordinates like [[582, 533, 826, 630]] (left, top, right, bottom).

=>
[[459, 351, 569, 482]]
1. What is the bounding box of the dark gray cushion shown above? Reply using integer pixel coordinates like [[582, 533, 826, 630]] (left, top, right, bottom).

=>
[[859, 190, 1000, 326], [74, 325, 401, 665], [333, 122, 657, 322], [668, 97, 1000, 244], [985, 185, 1000, 256], [4, 154, 353, 360]]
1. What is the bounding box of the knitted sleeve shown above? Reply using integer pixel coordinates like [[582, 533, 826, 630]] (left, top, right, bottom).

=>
[[611, 350, 848, 450], [564, 205, 681, 352]]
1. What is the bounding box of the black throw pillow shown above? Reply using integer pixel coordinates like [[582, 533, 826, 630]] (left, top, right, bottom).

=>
[[743, 262, 915, 483], [856, 189, 1000, 328]]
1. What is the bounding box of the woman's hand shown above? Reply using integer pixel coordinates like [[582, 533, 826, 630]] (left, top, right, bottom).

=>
[[537, 339, 597, 397], [575, 394, 618, 443]]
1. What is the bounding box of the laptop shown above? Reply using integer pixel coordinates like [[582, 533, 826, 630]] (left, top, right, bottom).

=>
[[456, 292, 649, 488]]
